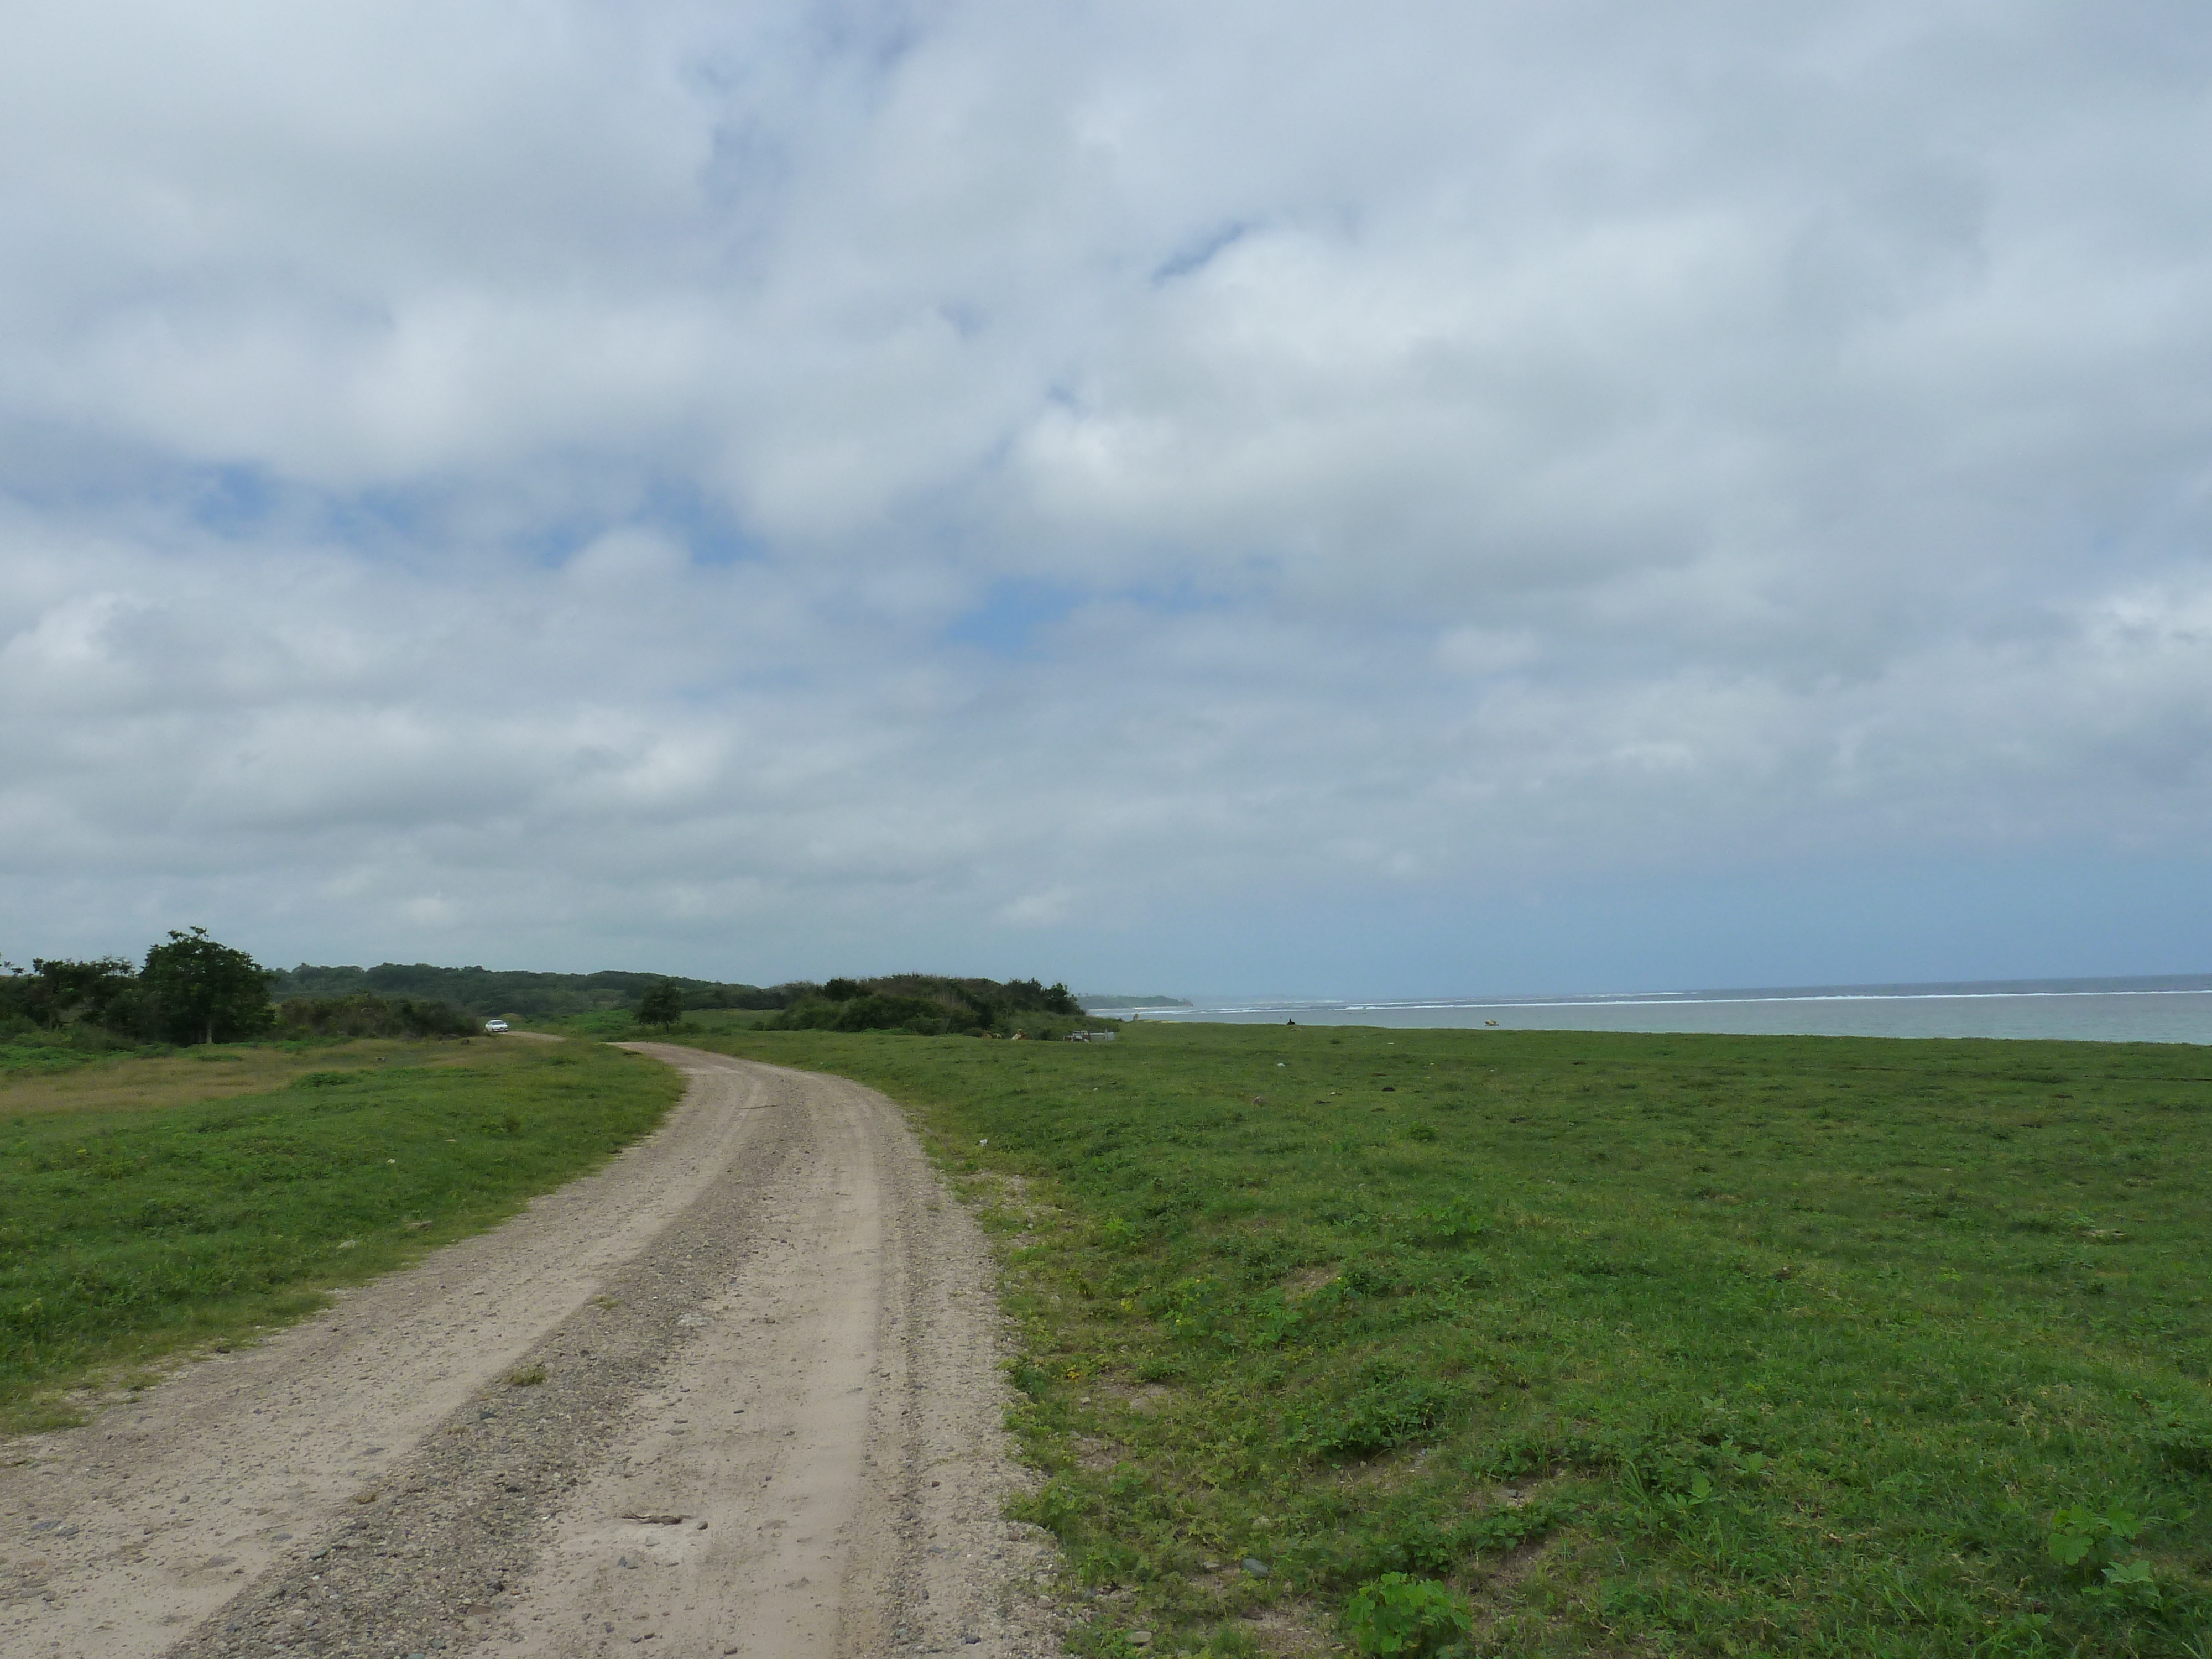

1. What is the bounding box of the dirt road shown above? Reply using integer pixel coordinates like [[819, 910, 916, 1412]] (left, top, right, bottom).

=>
[[1, 1046, 1063, 1659]]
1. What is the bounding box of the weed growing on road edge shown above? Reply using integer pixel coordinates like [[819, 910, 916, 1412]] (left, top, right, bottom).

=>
[[685, 1019, 2212, 1657]]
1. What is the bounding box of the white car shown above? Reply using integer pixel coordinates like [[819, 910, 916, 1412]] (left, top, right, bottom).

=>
[[483, 1019, 510, 1033]]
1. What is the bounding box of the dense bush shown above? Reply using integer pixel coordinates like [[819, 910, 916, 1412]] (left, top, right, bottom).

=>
[[273, 992, 478, 1039], [774, 992, 975, 1035], [765, 973, 1086, 1035], [0, 956, 136, 1030]]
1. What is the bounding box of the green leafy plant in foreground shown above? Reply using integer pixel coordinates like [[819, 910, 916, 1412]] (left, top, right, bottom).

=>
[[2049, 1507, 2183, 1614], [2048, 1506, 2153, 1579], [1344, 1573, 1475, 1656]]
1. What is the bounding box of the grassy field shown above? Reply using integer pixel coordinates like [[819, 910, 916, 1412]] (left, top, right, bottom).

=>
[[0, 1027, 176, 1079], [677, 1019, 2212, 1658], [0, 1035, 682, 1433], [0, 1034, 482, 1114]]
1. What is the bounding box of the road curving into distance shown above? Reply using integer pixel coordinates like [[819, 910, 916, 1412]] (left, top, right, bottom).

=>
[[2, 1045, 1063, 1659]]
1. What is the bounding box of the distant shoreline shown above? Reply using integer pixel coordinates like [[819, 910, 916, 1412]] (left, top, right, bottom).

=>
[[1132, 974, 2212, 1044], [1167, 972, 2212, 1015]]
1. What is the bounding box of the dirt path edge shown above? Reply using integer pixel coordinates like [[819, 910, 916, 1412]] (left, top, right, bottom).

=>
[[2, 1046, 1070, 1659]]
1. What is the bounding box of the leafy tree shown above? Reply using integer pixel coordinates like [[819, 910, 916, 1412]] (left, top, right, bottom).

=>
[[1000, 977, 1082, 1016], [635, 979, 685, 1028], [0, 956, 137, 1028], [0, 961, 28, 1030], [139, 927, 275, 1045]]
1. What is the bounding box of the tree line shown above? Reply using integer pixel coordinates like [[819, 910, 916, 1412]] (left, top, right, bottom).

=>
[[2, 927, 286, 1046], [269, 962, 804, 1020], [4, 935, 1088, 1045], [2, 930, 490, 1045]]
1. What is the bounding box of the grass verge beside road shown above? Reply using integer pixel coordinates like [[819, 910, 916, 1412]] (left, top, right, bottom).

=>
[[0, 1036, 681, 1433], [682, 1020, 2212, 1658]]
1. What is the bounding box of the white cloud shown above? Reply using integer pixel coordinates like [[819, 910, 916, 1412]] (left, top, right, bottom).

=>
[[2, 2, 2210, 988]]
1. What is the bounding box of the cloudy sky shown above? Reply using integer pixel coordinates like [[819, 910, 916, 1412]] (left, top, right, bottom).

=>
[[4, 1, 2210, 995]]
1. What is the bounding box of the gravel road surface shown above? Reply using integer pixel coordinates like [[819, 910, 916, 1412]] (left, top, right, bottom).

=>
[[2, 1045, 1063, 1659]]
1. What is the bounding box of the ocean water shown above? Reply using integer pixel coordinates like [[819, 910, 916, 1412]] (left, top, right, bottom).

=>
[[1131, 976, 2212, 1045]]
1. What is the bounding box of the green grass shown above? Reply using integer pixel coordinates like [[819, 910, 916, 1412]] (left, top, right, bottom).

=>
[[684, 1021, 2212, 1658], [0, 1033, 498, 1117], [0, 1036, 682, 1432], [0, 1025, 177, 1077]]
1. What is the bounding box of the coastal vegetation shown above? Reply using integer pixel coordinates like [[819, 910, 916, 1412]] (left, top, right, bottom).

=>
[[268, 961, 802, 1021], [765, 972, 1087, 1036], [0, 1034, 680, 1433], [675, 1017, 2212, 1657], [537, 972, 1097, 1041], [4, 933, 807, 1051], [7, 934, 1088, 1046]]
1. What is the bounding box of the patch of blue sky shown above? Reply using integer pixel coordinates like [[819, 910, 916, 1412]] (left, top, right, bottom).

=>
[[0, 424, 140, 508], [1151, 221, 1249, 286], [517, 478, 769, 571], [1080, 852, 2212, 1006], [669, 664, 814, 703], [3, 447, 424, 555], [936, 299, 986, 340], [317, 483, 442, 555], [192, 463, 432, 556], [945, 573, 1243, 660], [944, 577, 1084, 659], [639, 478, 768, 567], [1110, 573, 1237, 617], [188, 463, 278, 536]]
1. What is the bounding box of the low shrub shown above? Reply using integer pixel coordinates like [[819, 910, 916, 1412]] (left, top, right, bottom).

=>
[[1343, 1574, 1474, 1657]]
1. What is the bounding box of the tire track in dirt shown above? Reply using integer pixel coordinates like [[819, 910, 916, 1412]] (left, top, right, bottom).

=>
[[2, 1046, 1063, 1659]]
